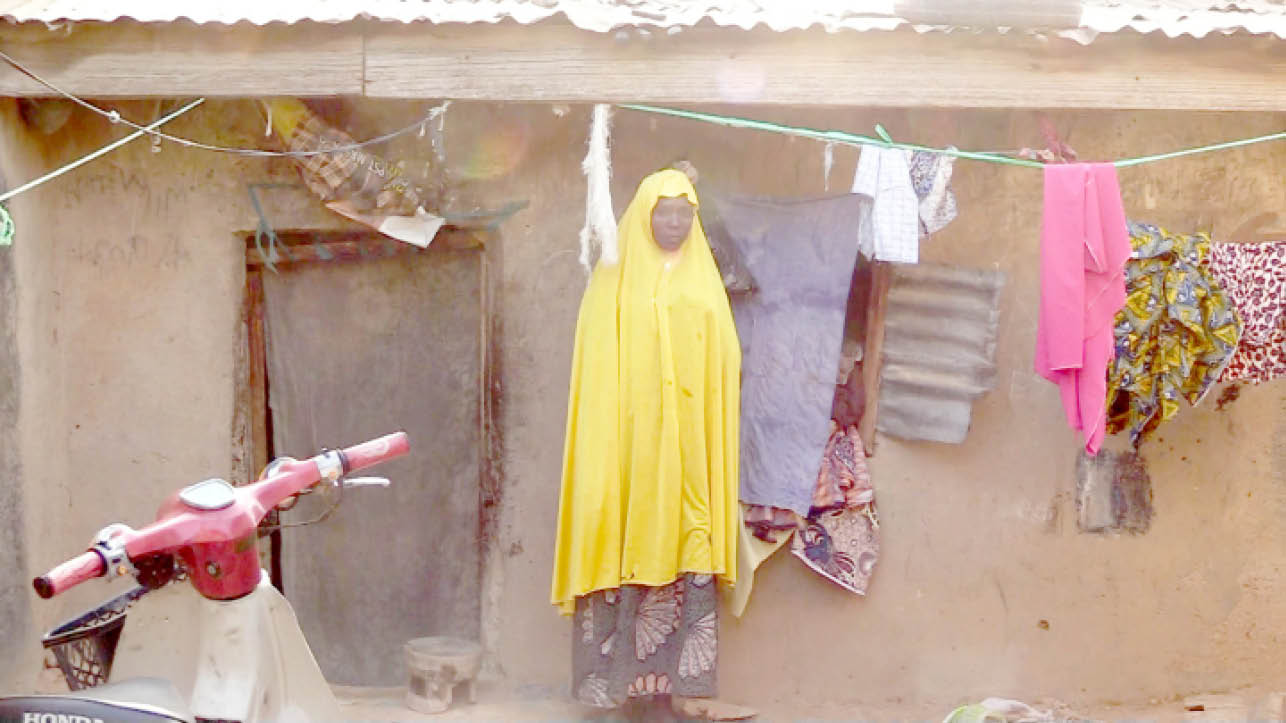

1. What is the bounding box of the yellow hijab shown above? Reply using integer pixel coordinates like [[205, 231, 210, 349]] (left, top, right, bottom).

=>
[[551, 170, 742, 614]]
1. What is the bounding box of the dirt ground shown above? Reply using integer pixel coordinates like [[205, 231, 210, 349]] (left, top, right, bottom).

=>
[[333, 681, 1285, 722], [32, 665, 1283, 721]]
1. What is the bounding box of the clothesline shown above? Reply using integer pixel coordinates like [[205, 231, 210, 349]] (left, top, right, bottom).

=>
[[0, 99, 204, 205], [619, 103, 1286, 170], [0, 49, 445, 159]]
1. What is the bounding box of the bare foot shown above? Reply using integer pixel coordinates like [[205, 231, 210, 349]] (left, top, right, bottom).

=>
[[670, 695, 757, 721]]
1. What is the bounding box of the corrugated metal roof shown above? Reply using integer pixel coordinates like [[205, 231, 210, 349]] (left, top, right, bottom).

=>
[[0, 0, 906, 32], [1, 0, 1285, 40], [1072, 0, 1286, 41], [876, 262, 1004, 445]]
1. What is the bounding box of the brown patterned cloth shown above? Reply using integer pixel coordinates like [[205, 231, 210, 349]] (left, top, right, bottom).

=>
[[1206, 241, 1286, 384], [572, 574, 717, 708]]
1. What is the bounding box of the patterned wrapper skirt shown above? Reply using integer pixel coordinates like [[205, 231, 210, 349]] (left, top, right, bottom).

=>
[[572, 573, 718, 708]]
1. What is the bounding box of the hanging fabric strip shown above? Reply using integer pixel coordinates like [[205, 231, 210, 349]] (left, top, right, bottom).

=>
[[822, 142, 835, 192], [578, 104, 617, 272], [1035, 164, 1131, 456], [429, 100, 451, 164]]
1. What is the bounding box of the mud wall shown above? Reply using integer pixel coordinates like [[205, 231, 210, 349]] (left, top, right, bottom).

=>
[[0, 98, 1282, 709], [0, 102, 33, 685], [475, 103, 1286, 709], [0, 99, 343, 691]]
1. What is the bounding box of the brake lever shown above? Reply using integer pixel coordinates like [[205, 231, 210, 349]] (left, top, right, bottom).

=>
[[341, 477, 391, 489]]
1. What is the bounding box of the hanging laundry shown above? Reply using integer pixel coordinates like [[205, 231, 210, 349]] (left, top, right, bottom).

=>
[[694, 183, 756, 294], [730, 507, 792, 618], [742, 505, 800, 543], [710, 194, 865, 515], [577, 104, 617, 271], [791, 423, 879, 596], [1206, 241, 1286, 384], [830, 356, 866, 433], [1035, 164, 1131, 456], [906, 149, 958, 238], [852, 146, 919, 263], [1105, 223, 1240, 447], [740, 421, 871, 540], [735, 424, 880, 615], [792, 504, 879, 597], [808, 422, 872, 512]]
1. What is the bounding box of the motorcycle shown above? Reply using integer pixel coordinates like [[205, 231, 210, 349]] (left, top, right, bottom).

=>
[[0, 431, 410, 723]]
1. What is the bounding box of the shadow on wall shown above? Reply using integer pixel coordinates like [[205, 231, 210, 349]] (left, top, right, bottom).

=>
[[0, 245, 33, 685]]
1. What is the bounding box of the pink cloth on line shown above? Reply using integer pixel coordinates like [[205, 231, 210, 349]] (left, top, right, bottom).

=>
[[1034, 164, 1131, 455]]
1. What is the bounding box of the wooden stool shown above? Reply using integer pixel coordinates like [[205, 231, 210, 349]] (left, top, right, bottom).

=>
[[403, 637, 483, 714]]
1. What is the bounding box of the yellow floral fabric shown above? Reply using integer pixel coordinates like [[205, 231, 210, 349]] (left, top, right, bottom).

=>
[[1106, 223, 1241, 446]]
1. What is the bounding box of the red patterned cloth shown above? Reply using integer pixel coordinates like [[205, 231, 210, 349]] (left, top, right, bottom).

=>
[[1207, 242, 1286, 383]]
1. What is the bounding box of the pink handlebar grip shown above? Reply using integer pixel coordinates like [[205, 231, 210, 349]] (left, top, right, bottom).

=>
[[342, 431, 409, 474], [34, 550, 105, 599]]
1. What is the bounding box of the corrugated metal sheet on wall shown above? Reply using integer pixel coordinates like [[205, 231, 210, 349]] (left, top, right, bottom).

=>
[[876, 262, 1004, 445]]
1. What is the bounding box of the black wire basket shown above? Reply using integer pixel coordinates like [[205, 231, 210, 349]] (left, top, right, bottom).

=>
[[41, 585, 148, 690]]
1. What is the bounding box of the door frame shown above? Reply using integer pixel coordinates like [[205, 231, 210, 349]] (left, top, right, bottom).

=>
[[232, 228, 497, 595]]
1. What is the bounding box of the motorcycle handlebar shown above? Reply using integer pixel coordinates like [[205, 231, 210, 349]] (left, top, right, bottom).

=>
[[342, 431, 409, 475], [33, 431, 410, 599], [33, 550, 105, 600]]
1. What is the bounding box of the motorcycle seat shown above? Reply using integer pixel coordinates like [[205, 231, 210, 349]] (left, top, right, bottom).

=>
[[0, 677, 193, 722]]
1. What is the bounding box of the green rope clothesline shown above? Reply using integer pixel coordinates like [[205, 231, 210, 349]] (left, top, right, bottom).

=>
[[620, 103, 1286, 170]]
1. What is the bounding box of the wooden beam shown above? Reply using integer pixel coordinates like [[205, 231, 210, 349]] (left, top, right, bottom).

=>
[[365, 24, 1286, 110], [0, 21, 362, 97], [230, 267, 256, 488], [244, 228, 483, 267], [245, 269, 269, 478], [2, 20, 1286, 109], [859, 262, 891, 457]]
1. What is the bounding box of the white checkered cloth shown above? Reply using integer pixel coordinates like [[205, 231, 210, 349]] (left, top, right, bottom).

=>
[[852, 146, 920, 263]]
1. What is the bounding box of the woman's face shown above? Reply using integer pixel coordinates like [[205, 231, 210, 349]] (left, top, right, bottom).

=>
[[650, 196, 696, 252]]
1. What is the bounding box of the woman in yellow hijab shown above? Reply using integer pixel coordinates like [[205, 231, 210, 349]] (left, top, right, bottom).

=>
[[552, 169, 748, 718]]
